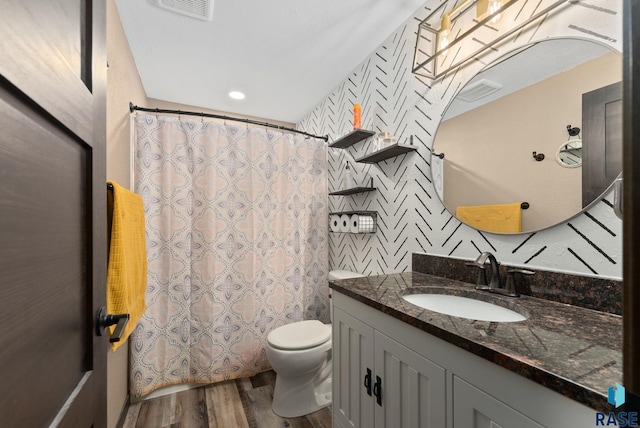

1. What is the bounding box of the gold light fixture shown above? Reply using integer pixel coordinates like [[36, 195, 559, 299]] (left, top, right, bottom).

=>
[[488, 0, 504, 23], [412, 0, 569, 79], [439, 13, 452, 53], [437, 0, 472, 53]]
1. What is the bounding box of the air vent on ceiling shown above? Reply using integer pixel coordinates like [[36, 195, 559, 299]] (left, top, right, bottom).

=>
[[457, 79, 503, 102], [156, 0, 214, 21]]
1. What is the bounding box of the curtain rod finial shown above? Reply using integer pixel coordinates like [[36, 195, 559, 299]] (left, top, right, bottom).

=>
[[129, 102, 135, 113]]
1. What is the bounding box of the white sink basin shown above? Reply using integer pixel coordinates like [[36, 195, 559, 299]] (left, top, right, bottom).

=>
[[402, 293, 528, 322]]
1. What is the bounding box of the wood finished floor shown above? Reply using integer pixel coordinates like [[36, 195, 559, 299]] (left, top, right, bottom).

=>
[[121, 370, 332, 428]]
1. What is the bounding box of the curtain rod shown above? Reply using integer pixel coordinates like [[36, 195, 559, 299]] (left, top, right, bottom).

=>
[[129, 102, 328, 142]]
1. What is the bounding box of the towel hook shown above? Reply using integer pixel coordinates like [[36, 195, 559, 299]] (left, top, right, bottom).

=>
[[532, 151, 545, 161], [567, 124, 580, 137]]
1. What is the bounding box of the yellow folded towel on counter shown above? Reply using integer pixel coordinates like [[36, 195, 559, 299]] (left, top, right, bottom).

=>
[[456, 203, 522, 233], [107, 181, 147, 351]]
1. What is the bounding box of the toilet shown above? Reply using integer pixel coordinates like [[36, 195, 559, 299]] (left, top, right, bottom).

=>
[[265, 269, 364, 417]]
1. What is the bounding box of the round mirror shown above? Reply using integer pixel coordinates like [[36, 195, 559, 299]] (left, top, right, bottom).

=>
[[431, 38, 622, 234]]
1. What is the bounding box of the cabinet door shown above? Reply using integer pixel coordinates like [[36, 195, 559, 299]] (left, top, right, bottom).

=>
[[333, 307, 375, 428], [453, 377, 544, 428], [374, 331, 447, 428]]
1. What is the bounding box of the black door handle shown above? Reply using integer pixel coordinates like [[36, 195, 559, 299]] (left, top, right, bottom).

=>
[[364, 368, 372, 396], [96, 307, 130, 342], [373, 375, 382, 406]]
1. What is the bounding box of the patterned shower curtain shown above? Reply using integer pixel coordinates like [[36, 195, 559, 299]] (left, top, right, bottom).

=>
[[130, 114, 328, 398]]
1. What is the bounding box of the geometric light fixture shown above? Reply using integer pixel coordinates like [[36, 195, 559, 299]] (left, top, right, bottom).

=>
[[412, 0, 570, 80]]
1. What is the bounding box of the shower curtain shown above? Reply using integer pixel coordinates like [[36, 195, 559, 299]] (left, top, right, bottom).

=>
[[130, 114, 328, 397]]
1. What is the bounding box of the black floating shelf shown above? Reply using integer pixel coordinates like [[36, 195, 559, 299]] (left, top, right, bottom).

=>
[[355, 143, 418, 164], [329, 186, 376, 196], [329, 129, 376, 149], [329, 210, 378, 216]]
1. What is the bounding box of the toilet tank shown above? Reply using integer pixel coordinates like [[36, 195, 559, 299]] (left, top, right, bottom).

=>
[[328, 270, 364, 321], [328, 270, 364, 281]]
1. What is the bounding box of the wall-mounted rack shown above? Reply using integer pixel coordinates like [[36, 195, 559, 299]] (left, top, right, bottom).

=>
[[329, 129, 376, 149], [329, 211, 377, 234], [329, 178, 376, 196]]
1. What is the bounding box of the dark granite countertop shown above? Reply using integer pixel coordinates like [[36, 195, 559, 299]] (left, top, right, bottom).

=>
[[329, 272, 622, 412]]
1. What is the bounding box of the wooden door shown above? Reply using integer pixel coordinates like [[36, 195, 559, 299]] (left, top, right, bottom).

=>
[[373, 331, 446, 428], [582, 81, 622, 207], [624, 0, 640, 403], [333, 307, 375, 428], [0, 1, 107, 427]]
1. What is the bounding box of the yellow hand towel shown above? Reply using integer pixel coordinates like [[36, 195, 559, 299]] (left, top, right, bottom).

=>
[[456, 203, 522, 233], [107, 181, 147, 351]]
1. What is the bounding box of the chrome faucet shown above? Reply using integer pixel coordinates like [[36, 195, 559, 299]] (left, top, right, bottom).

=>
[[474, 252, 501, 290]]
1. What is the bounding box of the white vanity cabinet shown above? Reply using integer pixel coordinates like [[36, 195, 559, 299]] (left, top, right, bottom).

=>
[[333, 307, 375, 428], [332, 291, 597, 428], [333, 307, 446, 428], [453, 377, 544, 428]]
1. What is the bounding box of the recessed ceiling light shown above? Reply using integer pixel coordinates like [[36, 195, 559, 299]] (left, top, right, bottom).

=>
[[229, 91, 245, 100]]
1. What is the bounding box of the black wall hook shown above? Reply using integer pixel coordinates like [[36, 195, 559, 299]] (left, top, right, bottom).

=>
[[567, 124, 580, 136], [532, 152, 545, 161]]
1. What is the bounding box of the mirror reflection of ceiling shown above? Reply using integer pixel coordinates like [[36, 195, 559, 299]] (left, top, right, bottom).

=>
[[433, 38, 621, 235], [443, 39, 613, 120]]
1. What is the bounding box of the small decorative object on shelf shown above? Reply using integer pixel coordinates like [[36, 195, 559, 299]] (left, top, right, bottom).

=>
[[374, 131, 396, 151], [353, 103, 361, 129], [341, 161, 355, 190], [329, 211, 377, 234], [329, 128, 376, 149]]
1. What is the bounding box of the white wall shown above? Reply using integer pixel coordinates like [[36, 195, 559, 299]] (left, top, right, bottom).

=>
[[107, 0, 149, 426], [297, 0, 622, 279]]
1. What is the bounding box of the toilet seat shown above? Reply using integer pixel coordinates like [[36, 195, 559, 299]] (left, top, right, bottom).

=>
[[267, 320, 331, 350]]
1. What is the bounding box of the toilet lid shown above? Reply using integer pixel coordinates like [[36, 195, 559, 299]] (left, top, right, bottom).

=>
[[267, 320, 331, 350]]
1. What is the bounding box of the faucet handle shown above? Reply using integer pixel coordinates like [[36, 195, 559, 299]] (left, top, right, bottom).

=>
[[507, 268, 535, 275], [502, 269, 535, 297], [465, 262, 490, 290], [503, 272, 519, 297]]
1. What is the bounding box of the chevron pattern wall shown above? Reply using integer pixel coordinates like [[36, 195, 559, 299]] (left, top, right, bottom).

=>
[[298, 0, 622, 280]]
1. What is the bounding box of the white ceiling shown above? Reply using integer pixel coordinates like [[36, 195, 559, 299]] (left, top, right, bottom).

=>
[[115, 0, 428, 123], [443, 39, 615, 120]]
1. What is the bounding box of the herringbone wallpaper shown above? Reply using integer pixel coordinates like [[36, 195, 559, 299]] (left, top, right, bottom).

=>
[[298, 0, 622, 279]]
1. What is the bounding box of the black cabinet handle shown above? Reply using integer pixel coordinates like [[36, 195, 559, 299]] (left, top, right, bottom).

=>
[[364, 368, 372, 396], [373, 375, 382, 406], [96, 307, 130, 343]]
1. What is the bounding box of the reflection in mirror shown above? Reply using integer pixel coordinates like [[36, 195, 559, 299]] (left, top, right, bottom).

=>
[[432, 38, 622, 234], [556, 126, 582, 168]]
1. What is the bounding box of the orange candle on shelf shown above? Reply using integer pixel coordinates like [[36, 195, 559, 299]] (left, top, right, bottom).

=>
[[353, 103, 361, 129]]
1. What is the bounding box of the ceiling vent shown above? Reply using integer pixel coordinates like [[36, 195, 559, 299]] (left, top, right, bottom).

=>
[[155, 0, 214, 21], [457, 79, 503, 102]]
